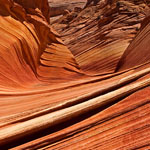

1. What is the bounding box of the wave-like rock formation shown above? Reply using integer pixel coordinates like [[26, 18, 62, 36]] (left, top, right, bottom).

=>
[[53, 0, 150, 75], [0, 0, 150, 149]]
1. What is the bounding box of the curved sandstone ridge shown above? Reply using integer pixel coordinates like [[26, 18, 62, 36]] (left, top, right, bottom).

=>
[[0, 0, 150, 149], [0, 0, 82, 89]]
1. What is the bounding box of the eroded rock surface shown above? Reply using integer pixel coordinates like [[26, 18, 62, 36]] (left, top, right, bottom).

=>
[[0, 0, 150, 149], [52, 0, 150, 74], [49, 0, 86, 22]]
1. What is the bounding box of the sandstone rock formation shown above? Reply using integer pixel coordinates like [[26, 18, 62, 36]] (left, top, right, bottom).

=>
[[49, 0, 86, 21], [52, 0, 150, 75], [0, 0, 150, 149]]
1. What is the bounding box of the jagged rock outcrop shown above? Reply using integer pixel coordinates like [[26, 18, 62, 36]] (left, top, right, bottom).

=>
[[52, 0, 150, 75], [0, 0, 150, 149]]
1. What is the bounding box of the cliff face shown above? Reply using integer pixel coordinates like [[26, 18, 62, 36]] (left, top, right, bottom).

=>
[[0, 0, 150, 149]]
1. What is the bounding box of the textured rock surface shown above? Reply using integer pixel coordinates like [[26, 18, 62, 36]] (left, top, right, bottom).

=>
[[52, 0, 150, 74], [0, 0, 150, 149], [49, 0, 86, 24], [49, 0, 86, 10]]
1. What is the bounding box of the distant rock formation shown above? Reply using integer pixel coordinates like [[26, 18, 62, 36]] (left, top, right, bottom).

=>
[[84, 0, 100, 8], [50, 5, 72, 18], [49, 0, 86, 17]]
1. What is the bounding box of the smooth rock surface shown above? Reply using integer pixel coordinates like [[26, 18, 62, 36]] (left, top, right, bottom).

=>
[[0, 0, 150, 149]]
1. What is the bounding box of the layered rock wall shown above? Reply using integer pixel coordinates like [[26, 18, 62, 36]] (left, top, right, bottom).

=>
[[0, 0, 150, 149]]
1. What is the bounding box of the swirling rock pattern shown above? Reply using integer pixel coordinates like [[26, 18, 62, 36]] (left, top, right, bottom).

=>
[[0, 0, 150, 149]]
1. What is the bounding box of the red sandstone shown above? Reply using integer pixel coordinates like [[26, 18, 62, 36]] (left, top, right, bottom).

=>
[[0, 0, 150, 149]]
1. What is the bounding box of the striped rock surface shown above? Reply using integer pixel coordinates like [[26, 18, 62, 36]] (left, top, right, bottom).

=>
[[0, 0, 150, 149]]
